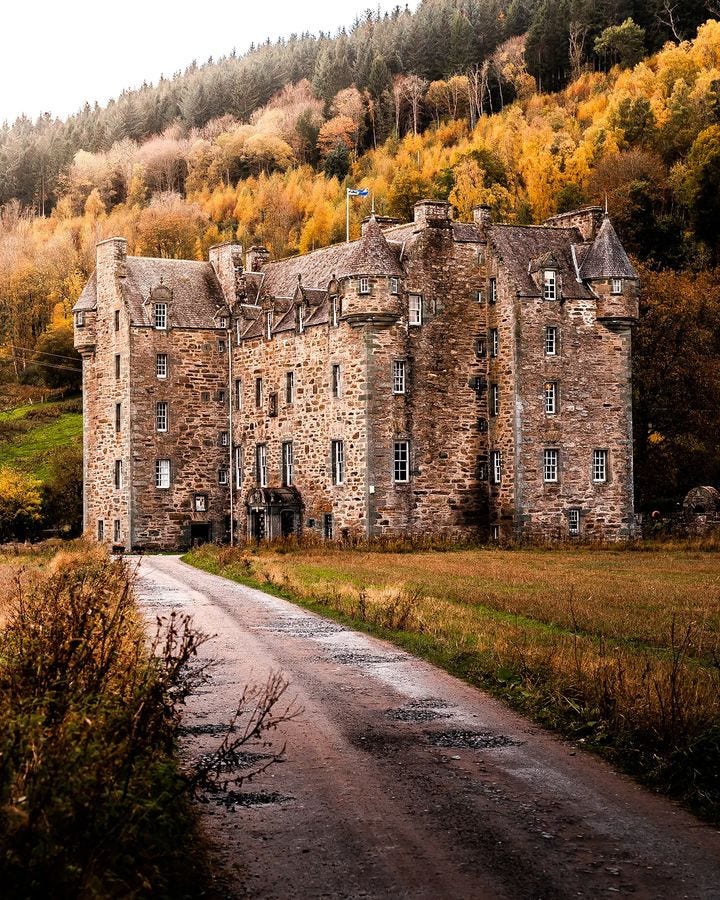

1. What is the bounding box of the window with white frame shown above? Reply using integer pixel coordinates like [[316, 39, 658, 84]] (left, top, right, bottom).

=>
[[332, 364, 341, 398], [323, 513, 333, 540], [97, 519, 104, 542], [282, 441, 293, 487], [76, 311, 85, 327], [113, 519, 121, 543], [220, 431, 229, 446], [155, 458, 170, 489], [394, 440, 409, 482], [266, 311, 273, 340], [234, 445, 243, 489], [194, 493, 207, 512], [543, 269, 557, 301], [154, 302, 167, 329], [331, 297, 338, 326], [358, 276, 370, 294], [393, 360, 406, 394], [218, 468, 228, 485], [491, 523, 500, 541], [297, 305, 304, 333], [390, 277, 399, 295], [568, 508, 581, 534], [331, 440, 344, 485], [490, 384, 499, 417], [478, 246, 486, 265], [218, 339, 226, 353], [544, 382, 557, 415], [592, 448, 608, 483], [543, 448, 559, 483], [219, 316, 228, 329], [156, 353, 168, 378], [611, 278, 623, 295], [235, 378, 242, 410], [490, 328, 499, 358], [236, 318, 242, 344], [545, 326, 558, 356], [408, 294, 422, 326], [156, 401, 168, 432], [256, 444, 267, 487], [477, 290, 484, 304], [286, 371, 295, 404], [489, 278, 497, 304], [490, 449, 502, 484], [475, 337, 487, 358], [114, 459, 123, 489]]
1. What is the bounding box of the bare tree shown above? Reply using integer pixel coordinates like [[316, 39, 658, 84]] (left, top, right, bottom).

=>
[[568, 21, 590, 80], [658, 0, 684, 41]]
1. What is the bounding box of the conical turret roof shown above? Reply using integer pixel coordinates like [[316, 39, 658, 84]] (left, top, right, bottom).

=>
[[345, 216, 404, 277], [579, 215, 638, 280]]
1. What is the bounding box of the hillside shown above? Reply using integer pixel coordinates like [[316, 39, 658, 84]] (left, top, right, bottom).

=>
[[0, 8, 719, 508]]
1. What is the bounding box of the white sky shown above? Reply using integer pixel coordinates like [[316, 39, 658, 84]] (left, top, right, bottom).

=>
[[1, 0, 417, 124]]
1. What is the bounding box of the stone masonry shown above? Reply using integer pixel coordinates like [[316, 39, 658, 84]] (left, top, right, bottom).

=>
[[74, 201, 639, 549]]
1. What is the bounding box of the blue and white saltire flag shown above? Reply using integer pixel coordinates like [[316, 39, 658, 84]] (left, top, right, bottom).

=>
[[347, 188, 369, 196]]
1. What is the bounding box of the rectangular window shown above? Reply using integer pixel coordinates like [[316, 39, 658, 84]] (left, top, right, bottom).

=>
[[490, 450, 502, 485], [218, 339, 227, 353], [156, 401, 168, 432], [256, 444, 267, 487], [489, 327, 499, 358], [297, 306, 304, 333], [282, 441, 293, 487], [491, 523, 500, 541], [115, 354, 120, 379], [544, 382, 557, 415], [219, 316, 228, 329], [220, 431, 229, 446], [154, 303, 167, 329], [113, 519, 121, 543], [115, 402, 121, 433], [323, 513, 333, 540], [394, 440, 409, 483], [359, 276, 370, 294], [331, 440, 344, 485], [392, 360, 406, 394], [268, 392, 278, 417], [489, 278, 497, 304], [156, 459, 170, 489], [490, 384, 499, 417], [97, 519, 104, 541], [194, 493, 207, 512], [543, 448, 559, 483], [332, 364, 341, 398], [218, 468, 228, 485], [331, 297, 338, 327], [114, 459, 123, 489], [408, 294, 422, 326], [76, 311, 85, 327], [255, 377, 263, 408], [156, 353, 168, 378], [593, 448, 608, 483], [286, 371, 295, 404], [475, 337, 487, 358], [478, 246, 486, 265], [545, 326, 557, 356], [477, 290, 484, 304], [234, 445, 243, 489], [265, 311, 273, 340], [114, 309, 120, 331], [568, 508, 581, 535], [611, 278, 623, 295], [234, 378, 242, 410], [543, 269, 557, 301], [217, 389, 226, 403], [390, 277, 399, 295]]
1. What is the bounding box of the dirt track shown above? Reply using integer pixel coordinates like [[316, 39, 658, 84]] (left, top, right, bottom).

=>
[[135, 555, 720, 899]]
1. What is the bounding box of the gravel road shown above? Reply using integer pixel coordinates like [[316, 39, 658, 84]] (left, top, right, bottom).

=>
[[134, 555, 720, 900]]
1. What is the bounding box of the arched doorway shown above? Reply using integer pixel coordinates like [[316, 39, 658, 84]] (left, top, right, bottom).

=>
[[246, 487, 303, 541]]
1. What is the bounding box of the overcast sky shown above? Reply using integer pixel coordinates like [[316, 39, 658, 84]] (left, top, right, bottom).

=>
[[1, 0, 417, 124]]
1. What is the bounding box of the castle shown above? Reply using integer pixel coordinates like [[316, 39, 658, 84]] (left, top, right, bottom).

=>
[[73, 201, 639, 549]]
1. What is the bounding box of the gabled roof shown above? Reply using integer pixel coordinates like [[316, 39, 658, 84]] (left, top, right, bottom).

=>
[[578, 216, 638, 280], [73, 270, 97, 312], [260, 216, 403, 298], [487, 225, 596, 300]]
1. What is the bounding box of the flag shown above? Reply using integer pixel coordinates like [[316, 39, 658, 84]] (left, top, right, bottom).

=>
[[347, 188, 369, 196]]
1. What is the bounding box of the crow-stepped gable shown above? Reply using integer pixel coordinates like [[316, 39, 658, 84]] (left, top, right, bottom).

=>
[[74, 201, 639, 549]]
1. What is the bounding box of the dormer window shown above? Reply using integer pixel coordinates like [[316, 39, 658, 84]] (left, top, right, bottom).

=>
[[359, 276, 370, 295], [219, 316, 228, 329], [266, 311, 273, 340], [154, 303, 167, 329], [331, 297, 338, 327], [297, 306, 304, 333], [611, 278, 623, 295], [543, 270, 557, 301], [390, 277, 399, 295], [75, 311, 85, 327]]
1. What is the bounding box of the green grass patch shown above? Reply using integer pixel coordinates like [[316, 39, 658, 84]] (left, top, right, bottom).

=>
[[0, 401, 82, 481]]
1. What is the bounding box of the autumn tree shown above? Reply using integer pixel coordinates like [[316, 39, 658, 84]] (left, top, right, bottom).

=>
[[0, 468, 42, 542]]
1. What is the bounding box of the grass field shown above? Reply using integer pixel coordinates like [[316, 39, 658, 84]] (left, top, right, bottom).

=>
[[186, 543, 720, 821], [0, 398, 82, 480]]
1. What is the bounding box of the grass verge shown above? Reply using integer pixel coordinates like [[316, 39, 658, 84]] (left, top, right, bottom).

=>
[[184, 542, 720, 823], [0, 398, 82, 481], [0, 543, 212, 898]]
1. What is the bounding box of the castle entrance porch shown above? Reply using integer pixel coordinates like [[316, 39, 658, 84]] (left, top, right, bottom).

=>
[[246, 487, 303, 541]]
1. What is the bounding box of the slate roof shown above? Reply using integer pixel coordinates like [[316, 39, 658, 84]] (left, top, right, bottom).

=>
[[487, 224, 596, 300], [578, 215, 639, 280], [73, 257, 226, 327], [260, 216, 403, 298]]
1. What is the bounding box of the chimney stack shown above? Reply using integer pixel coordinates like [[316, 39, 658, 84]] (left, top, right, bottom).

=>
[[209, 242, 244, 302], [246, 246, 270, 272], [473, 205, 492, 227]]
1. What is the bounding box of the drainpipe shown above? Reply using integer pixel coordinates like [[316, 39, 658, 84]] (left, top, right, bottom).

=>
[[227, 326, 234, 546]]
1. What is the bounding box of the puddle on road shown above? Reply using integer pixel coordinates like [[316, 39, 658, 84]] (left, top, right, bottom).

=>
[[203, 787, 293, 809], [426, 729, 520, 750], [386, 707, 451, 722], [331, 649, 409, 666], [256, 616, 346, 638]]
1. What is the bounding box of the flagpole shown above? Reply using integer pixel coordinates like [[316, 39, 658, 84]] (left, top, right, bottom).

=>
[[346, 188, 350, 243]]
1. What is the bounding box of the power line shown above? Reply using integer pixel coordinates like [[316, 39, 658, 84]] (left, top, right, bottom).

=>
[[7, 344, 82, 363]]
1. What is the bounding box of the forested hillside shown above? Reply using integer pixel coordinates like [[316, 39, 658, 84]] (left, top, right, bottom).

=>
[[1, 0, 719, 509]]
